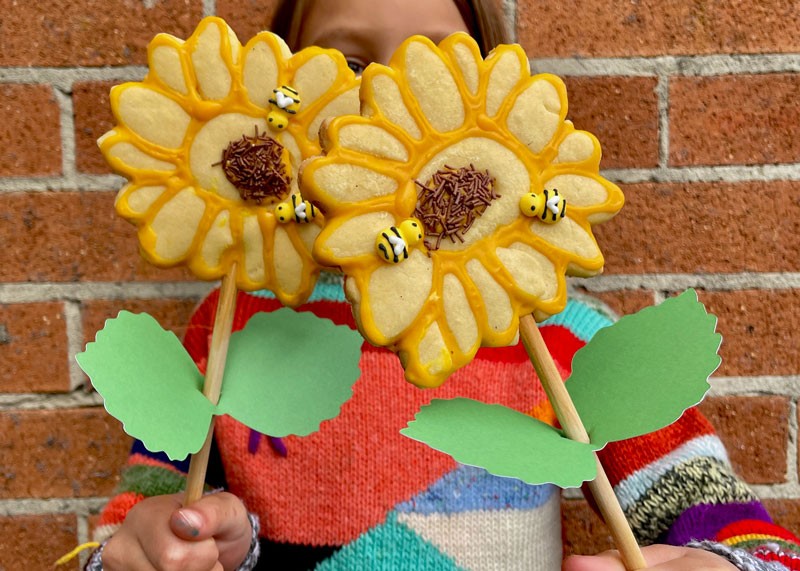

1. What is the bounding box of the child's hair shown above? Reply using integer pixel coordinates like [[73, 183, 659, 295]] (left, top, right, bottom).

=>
[[271, 0, 510, 55]]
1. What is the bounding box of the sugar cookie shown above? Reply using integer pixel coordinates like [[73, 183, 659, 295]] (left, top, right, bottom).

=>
[[100, 17, 359, 305], [301, 33, 623, 386]]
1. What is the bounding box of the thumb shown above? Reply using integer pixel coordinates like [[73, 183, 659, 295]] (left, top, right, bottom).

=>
[[169, 492, 250, 542], [563, 552, 627, 571]]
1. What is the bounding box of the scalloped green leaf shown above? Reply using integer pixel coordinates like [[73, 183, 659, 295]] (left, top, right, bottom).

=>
[[565, 289, 721, 447], [217, 309, 362, 437], [401, 398, 599, 488], [76, 311, 214, 461]]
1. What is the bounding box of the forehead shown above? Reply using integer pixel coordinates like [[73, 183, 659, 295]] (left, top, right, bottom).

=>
[[301, 0, 468, 47]]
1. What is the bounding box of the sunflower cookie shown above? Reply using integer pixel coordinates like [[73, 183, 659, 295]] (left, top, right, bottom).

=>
[[99, 17, 359, 305], [301, 33, 624, 386]]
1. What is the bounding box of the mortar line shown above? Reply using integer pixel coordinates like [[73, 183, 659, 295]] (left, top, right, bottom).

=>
[[750, 482, 800, 500], [570, 273, 800, 291], [503, 0, 517, 43], [0, 174, 124, 193], [53, 86, 77, 180], [0, 282, 213, 304], [64, 300, 86, 391], [0, 497, 110, 516], [0, 391, 104, 410], [0, 67, 148, 87], [656, 74, 670, 171], [77, 515, 90, 568], [203, 0, 216, 17], [788, 399, 798, 485], [709, 377, 800, 397]]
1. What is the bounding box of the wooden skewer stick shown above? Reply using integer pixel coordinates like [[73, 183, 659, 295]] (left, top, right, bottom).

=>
[[184, 264, 239, 506], [519, 313, 647, 571]]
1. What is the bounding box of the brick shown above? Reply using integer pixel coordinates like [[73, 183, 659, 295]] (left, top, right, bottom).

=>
[[0, 514, 78, 571], [763, 499, 800, 535], [595, 181, 800, 275], [517, 1, 800, 58], [697, 290, 800, 377], [576, 289, 655, 317], [0, 408, 131, 499], [0, 84, 61, 176], [73, 82, 116, 174], [0, 191, 193, 282], [83, 298, 200, 345], [698, 396, 789, 484], [0, 302, 70, 393], [670, 74, 800, 166], [562, 76, 659, 169], [561, 497, 615, 557], [218, 0, 281, 43], [0, 1, 203, 67]]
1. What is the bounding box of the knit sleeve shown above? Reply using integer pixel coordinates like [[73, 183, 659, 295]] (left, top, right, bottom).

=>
[[552, 295, 800, 569]]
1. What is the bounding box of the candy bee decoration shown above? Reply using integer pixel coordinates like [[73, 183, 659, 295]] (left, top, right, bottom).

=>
[[300, 32, 667, 568], [96, 17, 359, 505]]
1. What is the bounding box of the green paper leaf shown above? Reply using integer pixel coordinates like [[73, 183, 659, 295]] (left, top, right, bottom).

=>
[[401, 398, 599, 488], [565, 289, 721, 447], [217, 309, 362, 437], [76, 311, 214, 461]]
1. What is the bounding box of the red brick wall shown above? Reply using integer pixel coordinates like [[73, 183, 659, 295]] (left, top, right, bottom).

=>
[[0, 1, 797, 566]]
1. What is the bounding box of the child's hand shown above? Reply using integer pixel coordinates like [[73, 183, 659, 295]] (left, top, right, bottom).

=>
[[102, 492, 253, 571], [563, 544, 738, 570]]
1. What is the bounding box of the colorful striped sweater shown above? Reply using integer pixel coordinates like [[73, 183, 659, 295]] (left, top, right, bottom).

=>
[[94, 276, 800, 570]]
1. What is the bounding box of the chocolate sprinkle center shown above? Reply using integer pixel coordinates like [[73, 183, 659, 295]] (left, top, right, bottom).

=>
[[413, 164, 499, 251], [213, 127, 290, 204]]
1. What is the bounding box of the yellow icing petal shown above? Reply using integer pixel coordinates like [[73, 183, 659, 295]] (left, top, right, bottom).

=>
[[279, 131, 302, 171], [150, 43, 188, 95], [124, 185, 167, 215], [466, 258, 513, 334], [507, 78, 562, 154], [305, 86, 360, 142], [273, 225, 303, 294], [242, 213, 265, 282], [337, 124, 408, 162], [529, 216, 601, 262], [117, 86, 191, 149], [367, 250, 433, 339], [311, 163, 398, 204], [295, 54, 340, 112], [442, 273, 479, 354], [200, 210, 233, 268], [404, 40, 464, 133], [243, 36, 281, 109], [321, 211, 395, 260], [191, 21, 236, 101], [544, 174, 609, 207], [554, 131, 596, 164], [417, 322, 451, 377], [150, 187, 206, 261], [495, 243, 558, 300], [486, 49, 525, 117], [189, 113, 268, 201], [107, 142, 176, 173], [296, 221, 322, 254], [450, 40, 480, 95], [368, 72, 421, 139]]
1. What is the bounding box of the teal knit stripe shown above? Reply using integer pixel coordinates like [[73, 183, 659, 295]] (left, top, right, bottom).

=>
[[251, 273, 346, 302], [117, 464, 189, 497], [541, 299, 613, 342], [315, 512, 465, 571]]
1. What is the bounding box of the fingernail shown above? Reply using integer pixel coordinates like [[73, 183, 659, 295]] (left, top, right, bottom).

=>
[[175, 509, 202, 537]]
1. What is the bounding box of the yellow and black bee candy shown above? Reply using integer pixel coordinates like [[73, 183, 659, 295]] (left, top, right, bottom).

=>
[[267, 85, 301, 131], [275, 192, 317, 223], [520, 188, 567, 223], [376, 219, 424, 264]]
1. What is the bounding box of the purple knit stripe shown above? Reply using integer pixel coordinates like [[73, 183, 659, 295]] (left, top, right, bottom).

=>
[[666, 502, 773, 546]]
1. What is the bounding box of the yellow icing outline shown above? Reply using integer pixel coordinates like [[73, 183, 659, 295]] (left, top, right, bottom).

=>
[[302, 33, 624, 387], [99, 17, 359, 305]]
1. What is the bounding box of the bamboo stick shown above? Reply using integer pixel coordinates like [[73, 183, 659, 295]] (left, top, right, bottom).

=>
[[519, 314, 647, 570], [184, 265, 239, 505]]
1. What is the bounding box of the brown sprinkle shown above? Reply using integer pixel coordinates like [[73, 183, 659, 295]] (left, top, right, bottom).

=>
[[213, 126, 290, 204], [413, 164, 499, 251]]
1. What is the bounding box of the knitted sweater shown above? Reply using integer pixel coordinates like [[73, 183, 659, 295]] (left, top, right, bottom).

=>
[[94, 276, 800, 570]]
